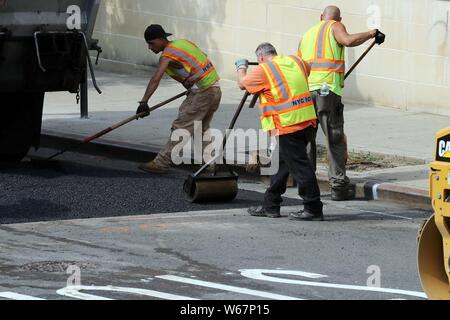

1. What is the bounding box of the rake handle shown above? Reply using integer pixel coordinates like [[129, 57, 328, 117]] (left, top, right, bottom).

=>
[[46, 91, 188, 161], [82, 90, 189, 144], [345, 40, 377, 80]]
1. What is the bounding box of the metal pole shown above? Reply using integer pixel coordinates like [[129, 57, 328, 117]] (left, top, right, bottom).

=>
[[80, 71, 88, 119], [344, 40, 377, 80]]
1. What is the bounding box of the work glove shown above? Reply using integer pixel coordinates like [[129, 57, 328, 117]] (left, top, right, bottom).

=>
[[374, 29, 385, 45], [182, 79, 194, 90], [136, 101, 150, 118], [235, 58, 249, 71]]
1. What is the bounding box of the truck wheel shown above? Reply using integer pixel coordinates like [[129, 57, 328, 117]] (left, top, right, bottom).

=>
[[0, 92, 44, 162]]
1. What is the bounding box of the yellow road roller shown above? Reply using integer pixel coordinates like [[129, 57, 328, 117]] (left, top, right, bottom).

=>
[[417, 126, 450, 299]]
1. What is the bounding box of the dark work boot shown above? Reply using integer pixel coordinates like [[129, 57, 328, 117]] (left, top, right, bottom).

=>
[[289, 210, 324, 221], [331, 183, 356, 201], [247, 206, 281, 218]]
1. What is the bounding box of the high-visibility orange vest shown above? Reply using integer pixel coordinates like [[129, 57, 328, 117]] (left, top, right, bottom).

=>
[[299, 20, 345, 96], [259, 55, 317, 132], [162, 39, 220, 90]]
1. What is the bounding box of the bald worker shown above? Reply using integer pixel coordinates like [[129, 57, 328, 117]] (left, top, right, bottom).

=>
[[298, 5, 385, 201]]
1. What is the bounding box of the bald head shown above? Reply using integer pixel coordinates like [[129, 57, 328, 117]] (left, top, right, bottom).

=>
[[322, 5, 341, 21]]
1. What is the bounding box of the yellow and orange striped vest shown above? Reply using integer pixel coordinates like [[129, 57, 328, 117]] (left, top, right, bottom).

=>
[[299, 20, 345, 96], [162, 39, 220, 90], [259, 55, 317, 133]]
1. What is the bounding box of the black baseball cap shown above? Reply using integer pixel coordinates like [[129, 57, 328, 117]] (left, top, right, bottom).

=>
[[144, 24, 173, 42]]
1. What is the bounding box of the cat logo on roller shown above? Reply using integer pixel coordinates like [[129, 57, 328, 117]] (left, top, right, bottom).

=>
[[436, 134, 450, 162]]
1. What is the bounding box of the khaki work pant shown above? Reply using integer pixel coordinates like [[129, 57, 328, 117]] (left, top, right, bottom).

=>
[[153, 86, 222, 168], [307, 90, 350, 190]]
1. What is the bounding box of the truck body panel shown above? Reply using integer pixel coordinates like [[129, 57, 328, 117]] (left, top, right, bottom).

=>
[[0, 0, 101, 160]]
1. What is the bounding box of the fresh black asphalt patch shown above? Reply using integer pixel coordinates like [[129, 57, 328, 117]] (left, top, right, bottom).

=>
[[0, 160, 304, 224]]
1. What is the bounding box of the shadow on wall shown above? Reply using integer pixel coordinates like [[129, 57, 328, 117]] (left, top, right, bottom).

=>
[[344, 45, 376, 111], [163, 0, 226, 72], [101, 0, 226, 71]]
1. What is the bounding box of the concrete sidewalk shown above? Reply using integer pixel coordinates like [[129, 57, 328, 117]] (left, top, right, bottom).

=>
[[35, 66, 450, 209]]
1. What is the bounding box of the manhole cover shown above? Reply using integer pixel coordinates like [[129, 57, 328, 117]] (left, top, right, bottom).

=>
[[20, 261, 96, 273]]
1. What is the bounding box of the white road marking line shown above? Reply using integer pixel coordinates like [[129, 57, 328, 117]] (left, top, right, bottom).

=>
[[57, 285, 198, 300], [372, 184, 380, 200], [0, 292, 45, 300], [329, 202, 415, 220], [360, 210, 413, 220], [130, 212, 242, 220], [7, 209, 247, 228], [156, 275, 302, 300], [240, 269, 427, 299]]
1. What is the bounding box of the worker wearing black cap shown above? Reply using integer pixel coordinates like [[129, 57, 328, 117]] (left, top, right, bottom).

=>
[[137, 24, 222, 174]]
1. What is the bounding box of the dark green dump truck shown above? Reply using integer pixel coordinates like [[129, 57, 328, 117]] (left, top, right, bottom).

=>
[[0, 0, 101, 161]]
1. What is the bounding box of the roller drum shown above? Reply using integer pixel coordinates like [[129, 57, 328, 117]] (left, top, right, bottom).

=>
[[417, 215, 450, 300], [184, 174, 238, 203]]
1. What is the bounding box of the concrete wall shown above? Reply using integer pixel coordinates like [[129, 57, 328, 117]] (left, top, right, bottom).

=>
[[93, 0, 450, 116]]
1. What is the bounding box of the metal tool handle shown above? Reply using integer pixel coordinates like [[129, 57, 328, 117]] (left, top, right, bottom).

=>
[[80, 91, 188, 143], [227, 91, 250, 131], [247, 94, 259, 109], [345, 40, 377, 80], [193, 92, 259, 177], [46, 91, 188, 161]]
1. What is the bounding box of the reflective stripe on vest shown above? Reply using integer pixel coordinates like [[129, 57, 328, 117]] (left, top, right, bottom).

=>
[[168, 67, 190, 82], [261, 94, 313, 114], [290, 55, 308, 79], [265, 61, 289, 101], [308, 61, 345, 72], [258, 55, 316, 132], [164, 46, 202, 71], [301, 21, 345, 73], [167, 61, 215, 83], [316, 20, 333, 59], [162, 39, 220, 89], [299, 20, 345, 95], [189, 61, 214, 82]]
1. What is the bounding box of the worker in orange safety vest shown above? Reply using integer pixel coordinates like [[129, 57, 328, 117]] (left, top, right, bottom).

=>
[[137, 24, 222, 174], [236, 43, 324, 221], [299, 5, 385, 201]]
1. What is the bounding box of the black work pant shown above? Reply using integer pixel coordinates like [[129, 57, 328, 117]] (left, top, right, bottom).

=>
[[264, 126, 323, 215], [308, 90, 350, 190]]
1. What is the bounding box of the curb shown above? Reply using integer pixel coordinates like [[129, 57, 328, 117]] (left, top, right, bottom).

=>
[[362, 181, 430, 209], [308, 172, 430, 209], [38, 131, 431, 209]]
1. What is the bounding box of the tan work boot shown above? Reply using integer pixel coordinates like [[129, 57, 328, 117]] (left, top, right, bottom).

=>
[[138, 161, 169, 174]]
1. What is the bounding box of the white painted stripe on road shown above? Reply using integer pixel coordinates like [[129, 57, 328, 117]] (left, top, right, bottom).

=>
[[0, 292, 45, 300], [131, 212, 243, 220], [239, 269, 427, 299], [361, 210, 413, 220], [56, 287, 112, 300], [156, 275, 303, 300], [329, 203, 414, 221], [69, 210, 247, 225], [372, 184, 380, 200], [57, 285, 198, 300]]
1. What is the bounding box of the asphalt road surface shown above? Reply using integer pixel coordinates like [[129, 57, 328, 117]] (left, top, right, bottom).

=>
[[0, 150, 432, 302], [0, 151, 303, 224]]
